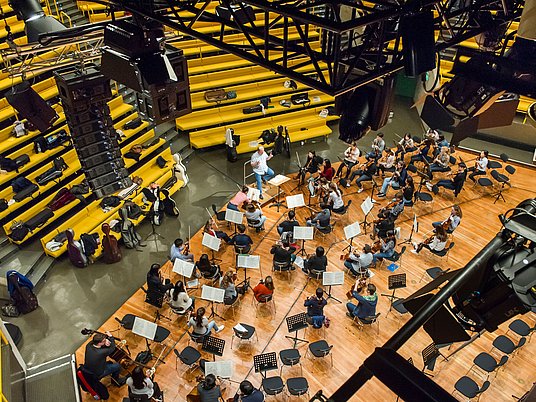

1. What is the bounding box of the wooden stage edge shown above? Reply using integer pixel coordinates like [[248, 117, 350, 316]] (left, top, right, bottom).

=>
[[77, 150, 536, 402]]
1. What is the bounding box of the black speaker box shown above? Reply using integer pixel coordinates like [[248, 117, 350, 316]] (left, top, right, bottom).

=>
[[55, 66, 112, 107], [84, 162, 126, 180], [62, 101, 111, 118], [6, 81, 59, 132], [87, 169, 129, 187], [94, 180, 132, 199], [136, 83, 192, 124], [400, 10, 436, 77], [79, 150, 122, 169], [73, 130, 116, 148], [100, 48, 143, 93], [104, 18, 164, 58], [76, 141, 120, 159]]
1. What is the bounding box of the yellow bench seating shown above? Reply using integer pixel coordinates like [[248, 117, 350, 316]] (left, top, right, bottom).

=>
[[190, 106, 337, 150], [177, 90, 334, 131], [41, 151, 182, 257], [0, 16, 25, 39], [88, 11, 126, 23]]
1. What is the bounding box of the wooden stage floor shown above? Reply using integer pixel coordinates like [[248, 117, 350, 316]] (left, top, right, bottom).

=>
[[76, 149, 536, 402]]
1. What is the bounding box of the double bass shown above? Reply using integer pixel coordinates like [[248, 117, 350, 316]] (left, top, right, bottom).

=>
[[102, 222, 121, 264]]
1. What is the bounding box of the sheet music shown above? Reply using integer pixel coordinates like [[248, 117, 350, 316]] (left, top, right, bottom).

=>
[[268, 174, 291, 187], [234, 323, 247, 333], [322, 271, 345, 286], [204, 360, 234, 379], [294, 255, 304, 269], [202, 233, 221, 251], [247, 187, 260, 202], [360, 197, 374, 216], [413, 214, 419, 233], [187, 279, 199, 288], [286, 194, 305, 209], [293, 226, 314, 240], [132, 317, 157, 340], [225, 209, 244, 225], [237, 254, 260, 269], [201, 285, 225, 303], [344, 221, 361, 239], [172, 259, 195, 278]]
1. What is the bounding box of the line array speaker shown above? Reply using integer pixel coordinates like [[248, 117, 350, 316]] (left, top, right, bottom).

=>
[[55, 65, 132, 198]]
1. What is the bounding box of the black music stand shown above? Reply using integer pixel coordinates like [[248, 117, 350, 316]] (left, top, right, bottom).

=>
[[253, 352, 279, 378], [421, 342, 440, 377], [270, 184, 287, 212], [202, 335, 226, 362], [207, 299, 225, 321], [381, 273, 408, 316], [285, 312, 309, 348]]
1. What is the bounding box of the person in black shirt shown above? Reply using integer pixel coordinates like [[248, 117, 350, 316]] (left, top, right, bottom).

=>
[[277, 210, 300, 235], [233, 380, 265, 402], [84, 332, 126, 386], [371, 211, 395, 240], [304, 287, 328, 328], [401, 175, 414, 206], [147, 263, 173, 295], [432, 164, 467, 197], [230, 224, 253, 254], [197, 374, 222, 402], [409, 139, 433, 166], [271, 241, 296, 268], [348, 159, 378, 192], [302, 246, 328, 274], [306, 209, 331, 230], [297, 150, 323, 184]]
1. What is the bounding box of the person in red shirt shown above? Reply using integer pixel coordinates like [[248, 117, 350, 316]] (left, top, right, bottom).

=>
[[253, 276, 275, 302], [227, 186, 250, 211], [319, 159, 335, 181]]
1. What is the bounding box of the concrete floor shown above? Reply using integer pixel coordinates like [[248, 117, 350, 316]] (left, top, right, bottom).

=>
[[5, 96, 534, 367]]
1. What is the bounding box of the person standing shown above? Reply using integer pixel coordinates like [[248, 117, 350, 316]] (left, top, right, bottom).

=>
[[251, 146, 274, 199], [84, 332, 126, 386], [228, 186, 250, 211]]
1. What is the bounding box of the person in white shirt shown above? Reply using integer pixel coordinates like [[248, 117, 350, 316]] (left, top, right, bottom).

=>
[[126, 366, 162, 400], [432, 205, 462, 234], [250, 146, 274, 199], [344, 244, 373, 277], [468, 150, 489, 182], [167, 280, 194, 313], [412, 225, 448, 254], [321, 183, 345, 213], [335, 141, 360, 179]]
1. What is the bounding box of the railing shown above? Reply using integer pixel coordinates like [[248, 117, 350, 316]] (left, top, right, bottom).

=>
[[243, 160, 255, 185], [59, 11, 72, 27]]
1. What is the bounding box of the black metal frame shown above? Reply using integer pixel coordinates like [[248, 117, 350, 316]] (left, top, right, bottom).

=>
[[91, 0, 523, 96]]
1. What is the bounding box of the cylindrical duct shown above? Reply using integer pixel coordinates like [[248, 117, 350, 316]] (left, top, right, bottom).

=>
[[518, 0, 536, 40]]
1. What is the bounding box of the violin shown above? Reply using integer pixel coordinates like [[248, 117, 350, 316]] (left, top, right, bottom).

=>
[[371, 239, 381, 253], [442, 216, 453, 231], [379, 199, 398, 214], [423, 234, 435, 245], [182, 241, 190, 255]]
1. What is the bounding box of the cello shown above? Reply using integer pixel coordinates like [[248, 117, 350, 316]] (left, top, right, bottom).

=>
[[101, 222, 122, 264]]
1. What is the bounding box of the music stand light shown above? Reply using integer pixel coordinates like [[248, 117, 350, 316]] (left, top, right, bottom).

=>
[[202, 335, 226, 361], [381, 273, 408, 315], [285, 312, 309, 348]]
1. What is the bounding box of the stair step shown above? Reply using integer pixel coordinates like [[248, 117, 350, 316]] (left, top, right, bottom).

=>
[[27, 254, 55, 286], [181, 147, 195, 161], [0, 251, 43, 278], [0, 243, 19, 264]]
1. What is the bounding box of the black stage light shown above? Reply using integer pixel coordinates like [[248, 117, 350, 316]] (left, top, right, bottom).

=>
[[6, 81, 59, 132], [9, 0, 66, 43]]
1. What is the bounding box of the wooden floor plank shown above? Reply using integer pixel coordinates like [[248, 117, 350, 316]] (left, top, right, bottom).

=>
[[76, 149, 536, 401]]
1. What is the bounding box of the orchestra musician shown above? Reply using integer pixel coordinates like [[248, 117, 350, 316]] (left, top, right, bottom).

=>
[[409, 138, 434, 166], [126, 366, 162, 401], [250, 146, 274, 200], [371, 232, 396, 266], [429, 164, 467, 197], [84, 331, 126, 386], [227, 186, 250, 211], [170, 238, 194, 263], [411, 225, 448, 254], [468, 150, 489, 182], [347, 157, 378, 192], [196, 373, 223, 402], [304, 288, 328, 328], [277, 209, 300, 235], [188, 307, 225, 336], [346, 282, 378, 320], [432, 205, 462, 234], [381, 195, 405, 221], [230, 224, 253, 254], [320, 182, 345, 213], [309, 177, 330, 200], [335, 142, 361, 179], [377, 161, 407, 198], [245, 203, 266, 231], [231, 380, 264, 402], [400, 175, 415, 206], [429, 146, 451, 179], [319, 158, 335, 181], [306, 208, 331, 231], [302, 246, 328, 275], [377, 148, 396, 178], [220, 271, 248, 305], [147, 263, 173, 295], [343, 244, 373, 277], [195, 254, 221, 280], [424, 128, 440, 142], [297, 150, 323, 183], [253, 276, 275, 302], [395, 133, 417, 160], [371, 210, 395, 241], [270, 240, 297, 269], [204, 219, 232, 243], [366, 132, 385, 159], [167, 280, 195, 314]]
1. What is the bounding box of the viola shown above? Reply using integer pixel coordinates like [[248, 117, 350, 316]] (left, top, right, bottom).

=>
[[182, 241, 190, 256], [346, 278, 367, 299], [442, 215, 453, 231], [371, 240, 381, 253], [102, 223, 121, 264]]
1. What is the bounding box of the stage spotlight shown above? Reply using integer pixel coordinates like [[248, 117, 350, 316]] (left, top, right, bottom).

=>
[[404, 198, 536, 345], [10, 0, 66, 42]]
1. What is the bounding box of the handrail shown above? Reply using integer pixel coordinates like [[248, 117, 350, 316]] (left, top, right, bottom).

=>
[[60, 11, 72, 28], [243, 160, 255, 185]]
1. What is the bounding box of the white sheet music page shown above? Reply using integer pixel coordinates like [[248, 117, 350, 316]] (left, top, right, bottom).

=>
[[225, 209, 244, 224], [201, 285, 226, 303], [237, 254, 260, 269], [322, 271, 345, 286], [344, 221, 361, 239], [172, 259, 195, 278], [360, 196, 374, 215], [132, 317, 158, 340], [293, 226, 314, 240], [202, 232, 221, 251], [286, 194, 305, 209], [247, 187, 260, 202], [268, 174, 290, 187], [294, 255, 304, 269], [413, 214, 419, 233], [205, 360, 234, 379]]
